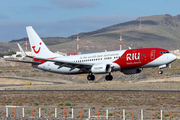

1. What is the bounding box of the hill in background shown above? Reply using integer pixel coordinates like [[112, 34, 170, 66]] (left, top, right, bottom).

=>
[[4, 14, 180, 53]]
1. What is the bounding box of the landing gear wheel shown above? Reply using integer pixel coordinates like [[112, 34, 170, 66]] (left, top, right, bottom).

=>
[[158, 70, 163, 74], [105, 75, 113, 81], [87, 75, 91, 80], [87, 75, 95, 81]]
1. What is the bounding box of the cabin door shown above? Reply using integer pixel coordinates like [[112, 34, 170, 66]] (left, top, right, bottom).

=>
[[151, 50, 155, 60]]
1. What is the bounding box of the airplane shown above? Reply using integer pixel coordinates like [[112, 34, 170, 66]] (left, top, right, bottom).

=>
[[7, 26, 177, 81]]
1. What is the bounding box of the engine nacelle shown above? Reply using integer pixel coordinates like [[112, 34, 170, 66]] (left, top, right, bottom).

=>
[[91, 64, 111, 74], [122, 68, 142, 75]]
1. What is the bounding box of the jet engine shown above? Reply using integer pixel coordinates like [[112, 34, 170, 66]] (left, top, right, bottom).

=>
[[91, 64, 111, 74], [122, 68, 142, 75]]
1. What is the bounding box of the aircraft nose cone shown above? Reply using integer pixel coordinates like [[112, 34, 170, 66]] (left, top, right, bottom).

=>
[[171, 53, 177, 61]]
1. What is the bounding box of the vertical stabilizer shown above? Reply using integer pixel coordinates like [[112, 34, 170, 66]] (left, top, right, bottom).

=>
[[26, 26, 59, 58]]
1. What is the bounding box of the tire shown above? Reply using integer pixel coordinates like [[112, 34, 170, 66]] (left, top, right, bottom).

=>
[[105, 75, 109, 81], [158, 70, 163, 74], [87, 75, 95, 81], [105, 75, 113, 81], [91, 75, 95, 81], [87, 75, 92, 80], [109, 75, 113, 81]]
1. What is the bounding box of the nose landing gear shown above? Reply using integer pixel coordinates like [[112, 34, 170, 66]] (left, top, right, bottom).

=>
[[158, 69, 163, 74]]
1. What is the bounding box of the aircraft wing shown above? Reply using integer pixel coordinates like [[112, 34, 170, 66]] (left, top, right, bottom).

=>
[[34, 57, 93, 71], [6, 59, 41, 64]]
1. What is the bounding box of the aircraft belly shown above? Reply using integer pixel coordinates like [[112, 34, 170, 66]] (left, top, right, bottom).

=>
[[54, 67, 80, 74], [142, 55, 167, 68], [33, 64, 81, 74], [111, 63, 121, 71]]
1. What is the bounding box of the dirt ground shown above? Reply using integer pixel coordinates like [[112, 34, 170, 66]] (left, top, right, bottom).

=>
[[1, 76, 180, 91], [0, 60, 180, 119], [0, 77, 180, 119]]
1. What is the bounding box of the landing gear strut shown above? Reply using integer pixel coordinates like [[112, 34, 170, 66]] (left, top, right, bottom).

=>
[[87, 74, 95, 81], [105, 73, 113, 81]]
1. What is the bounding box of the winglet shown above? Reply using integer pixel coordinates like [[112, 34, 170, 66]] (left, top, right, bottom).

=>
[[17, 43, 27, 60]]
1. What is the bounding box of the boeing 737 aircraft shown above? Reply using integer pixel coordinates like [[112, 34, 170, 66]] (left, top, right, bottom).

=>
[[8, 26, 177, 81]]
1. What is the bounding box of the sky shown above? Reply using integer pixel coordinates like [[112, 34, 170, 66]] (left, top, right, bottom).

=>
[[0, 0, 180, 42]]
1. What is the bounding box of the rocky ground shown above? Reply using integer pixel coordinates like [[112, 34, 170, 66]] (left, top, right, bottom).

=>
[[1, 90, 180, 119], [0, 59, 180, 119]]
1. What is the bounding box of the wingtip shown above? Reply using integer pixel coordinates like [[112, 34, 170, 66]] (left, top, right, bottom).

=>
[[26, 26, 32, 29]]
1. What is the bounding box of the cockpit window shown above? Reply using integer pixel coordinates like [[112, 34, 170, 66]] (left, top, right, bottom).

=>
[[160, 51, 170, 54]]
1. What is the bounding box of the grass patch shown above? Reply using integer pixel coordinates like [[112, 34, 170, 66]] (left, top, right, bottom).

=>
[[83, 108, 88, 112], [27, 110, 31, 114], [51, 110, 55, 114], [171, 96, 176, 100], [156, 115, 161, 119], [31, 74, 36, 77], [72, 103, 77, 106], [65, 101, 72, 106], [94, 81, 99, 83], [107, 97, 114, 101], [43, 102, 48, 106], [47, 73, 53, 77], [34, 102, 39, 105], [108, 112, 113, 116], [58, 102, 64, 106]]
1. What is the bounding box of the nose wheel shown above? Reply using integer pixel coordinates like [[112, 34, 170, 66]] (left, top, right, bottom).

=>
[[158, 69, 163, 74]]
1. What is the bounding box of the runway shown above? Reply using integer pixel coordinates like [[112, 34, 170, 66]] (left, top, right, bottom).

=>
[[1, 90, 180, 93]]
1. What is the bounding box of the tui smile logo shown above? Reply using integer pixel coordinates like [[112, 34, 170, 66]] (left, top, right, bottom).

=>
[[32, 42, 41, 54]]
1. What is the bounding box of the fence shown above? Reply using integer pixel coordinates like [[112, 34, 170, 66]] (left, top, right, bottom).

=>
[[3, 106, 177, 119]]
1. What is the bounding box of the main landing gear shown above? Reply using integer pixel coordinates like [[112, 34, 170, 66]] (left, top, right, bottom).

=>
[[105, 73, 113, 81], [87, 73, 114, 81], [87, 74, 95, 81]]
